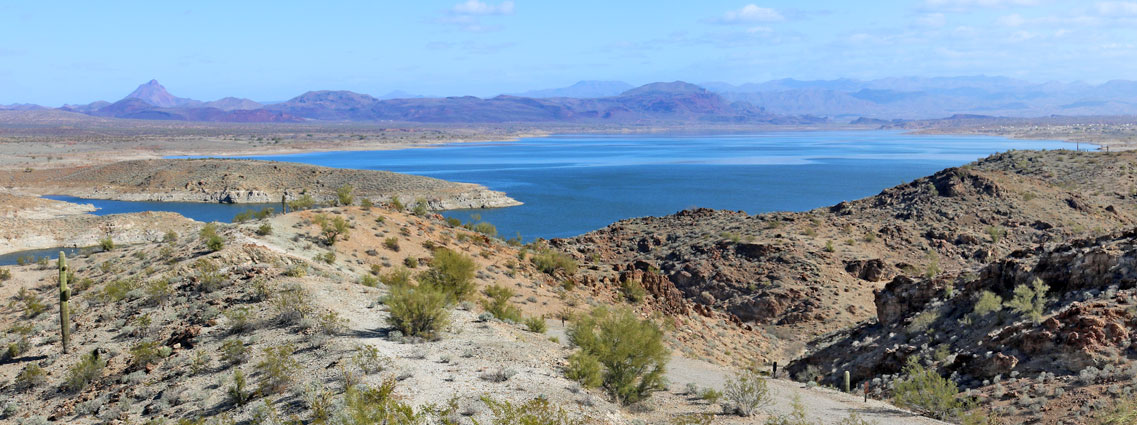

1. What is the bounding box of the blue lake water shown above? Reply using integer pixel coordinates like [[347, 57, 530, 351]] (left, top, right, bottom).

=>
[[234, 131, 1073, 240], [50, 131, 1074, 242]]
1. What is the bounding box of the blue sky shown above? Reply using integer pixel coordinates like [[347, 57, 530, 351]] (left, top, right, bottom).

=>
[[2, 0, 1136, 105]]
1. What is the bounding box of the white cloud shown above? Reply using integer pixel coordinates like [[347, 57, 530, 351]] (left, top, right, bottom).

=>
[[1096, 1, 1137, 16], [717, 4, 784, 24], [917, 13, 947, 27], [451, 0, 514, 16], [926, 0, 1039, 9], [997, 13, 1026, 26]]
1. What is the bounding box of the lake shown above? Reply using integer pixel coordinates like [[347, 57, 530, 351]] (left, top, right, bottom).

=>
[[55, 131, 1073, 242], [239, 131, 1072, 240]]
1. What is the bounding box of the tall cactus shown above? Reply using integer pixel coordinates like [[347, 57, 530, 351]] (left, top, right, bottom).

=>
[[59, 251, 70, 353], [844, 370, 851, 393]]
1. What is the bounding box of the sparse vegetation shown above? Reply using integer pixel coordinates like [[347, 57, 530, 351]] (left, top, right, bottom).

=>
[[620, 279, 647, 303], [63, 350, 107, 392], [724, 368, 773, 416], [200, 222, 225, 252], [1005, 277, 1049, 323], [532, 249, 577, 276], [313, 213, 350, 245], [383, 237, 400, 251], [385, 285, 451, 340], [892, 358, 965, 420], [255, 344, 300, 394], [336, 184, 355, 206], [567, 306, 668, 404], [482, 284, 522, 322], [99, 236, 115, 251], [478, 396, 584, 425], [418, 248, 477, 300]]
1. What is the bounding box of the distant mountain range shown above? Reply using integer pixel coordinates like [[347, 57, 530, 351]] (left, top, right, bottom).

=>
[[36, 79, 818, 124], [10, 76, 1137, 123]]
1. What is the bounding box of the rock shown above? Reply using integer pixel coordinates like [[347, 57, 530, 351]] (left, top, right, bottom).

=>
[[844, 259, 892, 282], [874, 275, 942, 326]]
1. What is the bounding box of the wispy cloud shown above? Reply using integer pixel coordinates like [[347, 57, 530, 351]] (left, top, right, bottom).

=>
[[438, 1, 515, 32], [925, 0, 1040, 8], [1096, 1, 1137, 16], [713, 4, 784, 24], [451, 0, 514, 16]]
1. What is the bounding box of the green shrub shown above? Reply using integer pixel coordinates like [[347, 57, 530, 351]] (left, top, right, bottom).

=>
[[100, 279, 140, 302], [224, 307, 253, 333], [360, 198, 374, 210], [418, 248, 477, 300], [64, 350, 107, 392], [568, 307, 668, 404], [478, 396, 583, 425], [221, 338, 248, 365], [227, 369, 253, 406], [700, 388, 723, 404], [256, 344, 300, 394], [352, 344, 390, 374], [289, 193, 316, 211], [130, 340, 166, 370], [164, 230, 178, 242], [273, 283, 314, 325], [313, 214, 350, 245], [482, 285, 521, 322], [1099, 396, 1137, 425], [359, 274, 379, 287], [471, 221, 497, 237], [525, 316, 548, 333], [383, 237, 400, 251], [532, 249, 577, 276], [200, 223, 224, 252], [15, 363, 46, 390], [379, 267, 413, 287], [723, 368, 772, 416], [1005, 278, 1049, 323], [564, 351, 603, 388], [17, 288, 46, 318], [403, 256, 418, 268], [986, 225, 1004, 243], [0, 267, 10, 282], [335, 378, 434, 423], [445, 217, 462, 227], [620, 280, 647, 303], [412, 198, 428, 216], [892, 358, 963, 420], [256, 222, 273, 236], [336, 184, 355, 206], [971, 290, 1003, 318], [316, 251, 336, 264], [144, 279, 173, 306], [233, 210, 255, 223], [99, 237, 115, 251], [385, 285, 451, 340], [194, 258, 226, 291], [389, 196, 405, 212]]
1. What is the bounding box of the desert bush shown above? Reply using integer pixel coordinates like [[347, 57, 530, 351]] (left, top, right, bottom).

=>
[[316, 251, 336, 264], [972, 290, 1003, 318], [273, 283, 314, 325], [385, 285, 451, 340], [525, 316, 548, 333], [986, 225, 1004, 243], [256, 222, 273, 236], [0, 267, 10, 282], [130, 340, 167, 369], [532, 249, 577, 276], [64, 350, 107, 392], [144, 279, 173, 306], [379, 267, 413, 287], [334, 378, 435, 424], [724, 368, 772, 416], [568, 307, 668, 404], [388, 196, 405, 212], [565, 351, 603, 388], [445, 217, 462, 227], [17, 288, 46, 318], [620, 279, 647, 303], [471, 221, 497, 236], [358, 274, 379, 287], [164, 230, 178, 242], [256, 344, 300, 394], [224, 307, 253, 334], [478, 396, 583, 425], [360, 198, 374, 209], [227, 369, 253, 406], [892, 358, 963, 420], [101, 279, 140, 302], [315, 310, 347, 335], [383, 237, 400, 251], [194, 258, 226, 291], [700, 388, 723, 404], [233, 210, 255, 223], [289, 193, 316, 211], [221, 338, 248, 365], [200, 223, 224, 252], [1099, 396, 1137, 425], [403, 256, 418, 268], [482, 284, 521, 322], [336, 184, 355, 206], [412, 198, 428, 216], [99, 237, 115, 251], [1005, 278, 1049, 323], [15, 363, 46, 390], [418, 248, 477, 300], [352, 345, 390, 374], [313, 214, 350, 245]]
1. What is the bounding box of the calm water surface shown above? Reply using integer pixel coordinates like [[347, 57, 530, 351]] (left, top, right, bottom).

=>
[[235, 131, 1073, 240]]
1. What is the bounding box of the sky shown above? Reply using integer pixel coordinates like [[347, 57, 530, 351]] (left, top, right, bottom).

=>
[[2, 0, 1136, 105]]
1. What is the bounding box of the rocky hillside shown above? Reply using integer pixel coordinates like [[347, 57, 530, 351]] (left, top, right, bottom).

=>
[[0, 159, 520, 209], [788, 226, 1137, 424], [0, 202, 937, 424], [553, 149, 1137, 362]]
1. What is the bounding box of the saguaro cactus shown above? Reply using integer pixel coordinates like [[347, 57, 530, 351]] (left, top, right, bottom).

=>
[[59, 251, 70, 353], [844, 370, 851, 393]]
